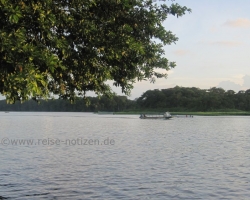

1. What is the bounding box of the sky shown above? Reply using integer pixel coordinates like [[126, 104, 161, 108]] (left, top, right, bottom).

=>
[[111, 0, 250, 99], [1, 0, 250, 101]]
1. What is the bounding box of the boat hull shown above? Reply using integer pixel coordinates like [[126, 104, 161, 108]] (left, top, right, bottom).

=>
[[139, 112, 172, 120], [140, 116, 172, 120]]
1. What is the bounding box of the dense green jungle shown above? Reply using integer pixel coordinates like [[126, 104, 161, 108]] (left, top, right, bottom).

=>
[[1, 86, 250, 114]]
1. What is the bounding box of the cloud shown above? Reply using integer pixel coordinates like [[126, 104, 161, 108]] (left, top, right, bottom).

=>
[[173, 50, 190, 56], [198, 40, 242, 47], [218, 75, 250, 92], [217, 80, 242, 92], [243, 75, 250, 88], [223, 18, 250, 28], [210, 26, 218, 33], [210, 41, 242, 47]]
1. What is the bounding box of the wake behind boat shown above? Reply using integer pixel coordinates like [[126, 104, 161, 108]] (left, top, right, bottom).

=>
[[139, 112, 172, 120]]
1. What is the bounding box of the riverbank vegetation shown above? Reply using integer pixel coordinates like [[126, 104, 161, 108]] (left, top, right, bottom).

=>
[[0, 86, 250, 115]]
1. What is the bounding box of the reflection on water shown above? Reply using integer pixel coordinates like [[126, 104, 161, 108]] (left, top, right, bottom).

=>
[[0, 112, 250, 199]]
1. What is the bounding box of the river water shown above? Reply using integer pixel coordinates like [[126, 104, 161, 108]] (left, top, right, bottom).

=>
[[0, 112, 250, 199]]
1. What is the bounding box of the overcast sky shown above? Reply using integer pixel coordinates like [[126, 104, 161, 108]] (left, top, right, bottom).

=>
[[111, 0, 250, 99]]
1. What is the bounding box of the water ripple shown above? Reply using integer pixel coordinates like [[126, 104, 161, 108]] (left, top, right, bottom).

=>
[[0, 113, 250, 199]]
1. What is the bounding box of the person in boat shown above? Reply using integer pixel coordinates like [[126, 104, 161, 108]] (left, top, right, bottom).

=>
[[140, 114, 146, 118]]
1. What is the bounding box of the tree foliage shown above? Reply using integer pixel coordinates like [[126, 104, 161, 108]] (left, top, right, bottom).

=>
[[1, 87, 250, 112], [0, 95, 136, 112], [0, 0, 191, 103], [137, 86, 250, 111]]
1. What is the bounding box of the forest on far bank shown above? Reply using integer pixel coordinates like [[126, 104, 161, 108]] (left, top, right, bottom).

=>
[[0, 86, 250, 112]]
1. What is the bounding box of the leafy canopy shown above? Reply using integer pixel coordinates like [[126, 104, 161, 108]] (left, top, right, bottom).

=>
[[0, 0, 191, 103]]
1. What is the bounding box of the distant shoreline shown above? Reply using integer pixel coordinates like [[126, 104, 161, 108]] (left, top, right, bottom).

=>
[[2, 111, 250, 116], [113, 111, 250, 116]]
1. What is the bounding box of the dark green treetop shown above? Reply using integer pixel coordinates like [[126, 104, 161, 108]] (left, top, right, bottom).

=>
[[0, 0, 191, 103]]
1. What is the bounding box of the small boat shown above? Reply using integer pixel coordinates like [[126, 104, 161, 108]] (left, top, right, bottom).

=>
[[139, 112, 172, 120]]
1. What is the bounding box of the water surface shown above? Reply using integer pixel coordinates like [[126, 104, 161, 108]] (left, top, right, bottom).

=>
[[0, 112, 250, 199]]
